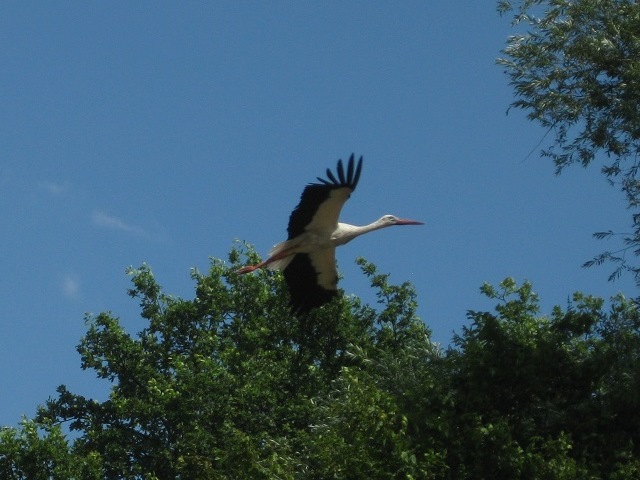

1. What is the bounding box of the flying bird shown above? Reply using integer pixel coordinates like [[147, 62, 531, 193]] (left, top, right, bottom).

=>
[[237, 154, 423, 313]]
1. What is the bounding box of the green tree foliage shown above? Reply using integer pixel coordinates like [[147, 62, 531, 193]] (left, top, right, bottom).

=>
[[0, 419, 101, 479], [497, 0, 640, 282], [449, 279, 640, 478], [1, 249, 639, 478]]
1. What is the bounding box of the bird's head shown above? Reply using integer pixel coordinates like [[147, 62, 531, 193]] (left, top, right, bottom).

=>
[[380, 214, 424, 227]]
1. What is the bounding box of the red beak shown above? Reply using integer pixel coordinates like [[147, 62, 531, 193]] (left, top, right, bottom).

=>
[[395, 218, 424, 226]]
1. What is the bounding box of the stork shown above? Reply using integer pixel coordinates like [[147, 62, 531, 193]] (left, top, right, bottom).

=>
[[237, 154, 423, 313]]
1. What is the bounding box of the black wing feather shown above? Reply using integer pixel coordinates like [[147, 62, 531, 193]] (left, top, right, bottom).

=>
[[287, 154, 364, 239], [336, 159, 345, 184], [325, 167, 339, 184], [351, 156, 362, 187], [283, 254, 337, 313], [346, 158, 354, 183]]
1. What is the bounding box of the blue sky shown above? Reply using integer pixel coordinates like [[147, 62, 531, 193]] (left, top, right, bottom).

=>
[[1, 2, 635, 427]]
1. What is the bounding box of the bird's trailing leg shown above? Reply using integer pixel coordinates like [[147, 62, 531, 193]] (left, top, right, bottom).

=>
[[236, 264, 262, 274], [236, 248, 293, 275]]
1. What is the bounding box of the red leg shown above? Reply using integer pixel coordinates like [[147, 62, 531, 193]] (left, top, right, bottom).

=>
[[236, 248, 294, 275], [236, 264, 260, 274]]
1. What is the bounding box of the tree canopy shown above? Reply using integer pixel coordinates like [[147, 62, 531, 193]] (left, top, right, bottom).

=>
[[1, 247, 639, 478], [498, 0, 640, 282]]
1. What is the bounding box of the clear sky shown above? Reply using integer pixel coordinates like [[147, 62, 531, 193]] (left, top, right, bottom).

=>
[[1, 2, 635, 427]]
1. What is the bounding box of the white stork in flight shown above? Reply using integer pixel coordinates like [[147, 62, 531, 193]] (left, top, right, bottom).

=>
[[238, 154, 423, 313]]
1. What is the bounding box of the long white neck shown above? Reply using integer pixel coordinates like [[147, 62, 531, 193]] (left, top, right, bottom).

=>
[[333, 217, 390, 246]]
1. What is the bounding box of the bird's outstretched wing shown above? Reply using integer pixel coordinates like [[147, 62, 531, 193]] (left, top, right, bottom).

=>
[[287, 154, 363, 239], [283, 250, 338, 314]]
